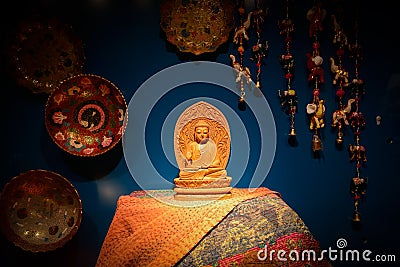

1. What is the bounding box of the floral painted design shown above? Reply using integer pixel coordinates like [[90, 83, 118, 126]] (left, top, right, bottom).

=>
[[53, 93, 65, 105], [68, 139, 84, 149], [99, 84, 110, 96], [118, 109, 124, 121], [67, 86, 81, 95], [54, 132, 65, 141], [52, 112, 67, 124], [80, 77, 92, 87], [82, 148, 94, 155], [101, 136, 112, 148], [45, 74, 127, 157]]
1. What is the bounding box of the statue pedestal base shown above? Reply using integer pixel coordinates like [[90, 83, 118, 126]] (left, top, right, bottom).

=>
[[173, 187, 232, 201], [174, 177, 232, 188], [173, 177, 232, 201]]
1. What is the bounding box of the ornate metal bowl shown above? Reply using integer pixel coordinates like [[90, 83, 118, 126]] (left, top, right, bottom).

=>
[[8, 17, 85, 94], [160, 0, 235, 55], [0, 170, 82, 252], [45, 74, 128, 157]]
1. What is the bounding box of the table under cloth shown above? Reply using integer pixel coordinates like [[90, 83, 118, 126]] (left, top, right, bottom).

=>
[[96, 187, 332, 267]]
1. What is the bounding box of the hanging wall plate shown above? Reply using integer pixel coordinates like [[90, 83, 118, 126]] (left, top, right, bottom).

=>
[[160, 0, 235, 55], [45, 74, 128, 157], [0, 170, 82, 252], [8, 17, 85, 94]]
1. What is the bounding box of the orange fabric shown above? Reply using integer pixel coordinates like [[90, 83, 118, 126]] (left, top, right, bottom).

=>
[[96, 187, 279, 267]]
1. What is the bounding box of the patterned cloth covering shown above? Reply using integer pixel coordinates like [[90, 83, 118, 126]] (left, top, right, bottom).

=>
[[96, 188, 332, 267]]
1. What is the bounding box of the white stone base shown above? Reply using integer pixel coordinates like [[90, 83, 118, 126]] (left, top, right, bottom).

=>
[[173, 187, 232, 201]]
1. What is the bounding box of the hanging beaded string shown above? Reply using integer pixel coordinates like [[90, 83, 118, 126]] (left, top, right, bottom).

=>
[[231, 1, 252, 111], [249, 0, 268, 89], [277, 0, 297, 145], [305, 0, 327, 156], [329, 6, 351, 148], [347, 10, 367, 224]]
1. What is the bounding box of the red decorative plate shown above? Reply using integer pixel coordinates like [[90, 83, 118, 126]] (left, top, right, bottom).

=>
[[8, 17, 85, 94], [0, 170, 82, 252], [45, 74, 128, 157]]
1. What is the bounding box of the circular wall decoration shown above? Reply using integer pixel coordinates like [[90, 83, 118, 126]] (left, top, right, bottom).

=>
[[45, 74, 127, 157], [160, 0, 235, 55], [0, 170, 82, 252], [8, 17, 85, 94]]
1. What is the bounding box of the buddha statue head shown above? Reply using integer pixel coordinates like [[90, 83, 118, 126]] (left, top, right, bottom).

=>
[[193, 119, 210, 144]]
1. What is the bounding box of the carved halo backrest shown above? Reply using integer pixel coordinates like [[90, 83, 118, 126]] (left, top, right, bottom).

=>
[[174, 101, 231, 170]]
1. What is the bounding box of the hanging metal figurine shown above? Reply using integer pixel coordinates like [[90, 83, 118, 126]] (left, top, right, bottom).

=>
[[249, 0, 269, 89], [231, 1, 268, 111], [277, 0, 297, 145], [231, 1, 252, 111], [305, 0, 326, 156], [347, 17, 367, 224], [329, 13, 352, 148]]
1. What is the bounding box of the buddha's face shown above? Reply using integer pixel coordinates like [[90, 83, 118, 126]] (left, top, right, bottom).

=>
[[195, 126, 209, 143]]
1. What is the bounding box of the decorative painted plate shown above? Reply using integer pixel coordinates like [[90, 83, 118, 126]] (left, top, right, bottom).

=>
[[45, 74, 128, 157], [160, 0, 235, 55], [8, 17, 85, 94], [0, 170, 82, 252]]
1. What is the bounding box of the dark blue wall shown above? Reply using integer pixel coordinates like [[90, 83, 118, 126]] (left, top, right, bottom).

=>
[[1, 1, 399, 266]]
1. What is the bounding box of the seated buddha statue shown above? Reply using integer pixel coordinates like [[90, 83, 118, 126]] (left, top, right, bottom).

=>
[[179, 119, 227, 180], [173, 101, 232, 192]]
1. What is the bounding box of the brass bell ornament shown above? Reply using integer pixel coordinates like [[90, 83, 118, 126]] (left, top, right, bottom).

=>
[[353, 211, 361, 222], [288, 127, 297, 146], [336, 131, 344, 145], [289, 128, 296, 136]]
